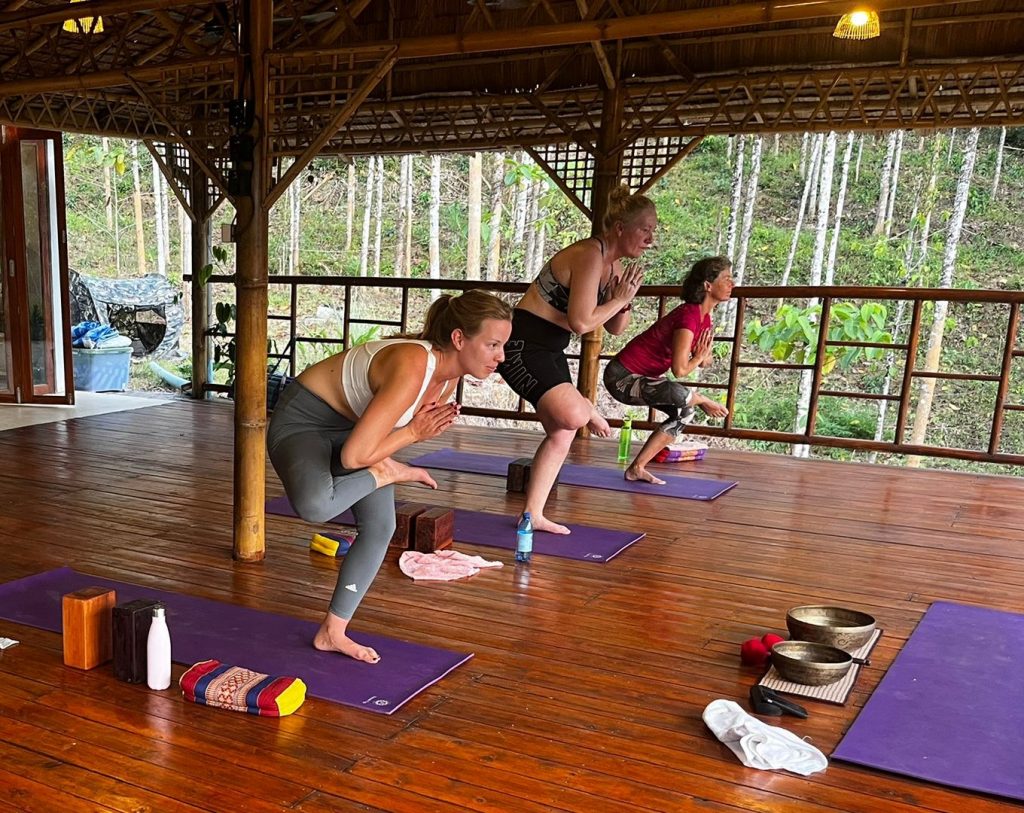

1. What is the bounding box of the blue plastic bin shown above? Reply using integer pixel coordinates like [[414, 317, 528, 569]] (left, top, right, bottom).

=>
[[72, 347, 132, 392]]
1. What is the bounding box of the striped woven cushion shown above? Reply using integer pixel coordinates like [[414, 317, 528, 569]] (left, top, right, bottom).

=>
[[180, 659, 306, 717]]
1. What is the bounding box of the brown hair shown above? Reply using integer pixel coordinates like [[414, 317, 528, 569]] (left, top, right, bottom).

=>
[[602, 184, 656, 233], [681, 256, 732, 304], [418, 290, 513, 348]]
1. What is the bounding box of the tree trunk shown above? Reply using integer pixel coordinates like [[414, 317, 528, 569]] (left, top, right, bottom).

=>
[[883, 130, 904, 237], [906, 127, 981, 467], [854, 134, 864, 184], [773, 133, 780, 157], [429, 154, 441, 293], [947, 129, 957, 163], [466, 152, 483, 280], [373, 155, 384, 276], [725, 135, 746, 258], [524, 180, 538, 275], [992, 126, 1007, 198], [404, 155, 414, 275], [395, 154, 409, 276], [345, 162, 356, 254], [514, 151, 529, 245], [825, 132, 855, 285], [486, 152, 505, 280], [728, 136, 761, 330], [780, 134, 822, 287], [131, 142, 146, 275], [359, 157, 374, 276], [151, 156, 167, 276], [872, 131, 898, 235], [808, 133, 823, 219], [793, 131, 836, 458], [288, 164, 301, 274], [798, 133, 809, 179], [102, 137, 113, 230], [918, 135, 944, 270], [870, 197, 919, 462]]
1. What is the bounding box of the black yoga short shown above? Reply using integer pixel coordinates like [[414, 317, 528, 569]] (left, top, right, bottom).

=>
[[496, 308, 572, 407]]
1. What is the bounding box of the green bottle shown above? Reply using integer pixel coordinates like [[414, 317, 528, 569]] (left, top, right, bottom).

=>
[[617, 415, 633, 463]]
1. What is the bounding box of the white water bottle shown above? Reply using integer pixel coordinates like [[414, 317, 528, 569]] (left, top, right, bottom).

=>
[[146, 604, 172, 690]]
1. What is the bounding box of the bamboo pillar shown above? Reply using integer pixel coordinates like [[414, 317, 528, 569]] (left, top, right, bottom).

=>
[[576, 87, 624, 412], [189, 164, 211, 400], [232, 1, 271, 562]]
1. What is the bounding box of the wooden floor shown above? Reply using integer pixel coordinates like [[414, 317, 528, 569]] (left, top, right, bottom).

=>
[[0, 399, 1022, 812]]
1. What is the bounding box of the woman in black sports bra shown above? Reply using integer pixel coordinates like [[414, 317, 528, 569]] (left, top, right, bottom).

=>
[[496, 185, 655, 535]]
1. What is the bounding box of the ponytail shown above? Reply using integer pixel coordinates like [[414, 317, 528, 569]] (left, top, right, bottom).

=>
[[417, 289, 513, 347]]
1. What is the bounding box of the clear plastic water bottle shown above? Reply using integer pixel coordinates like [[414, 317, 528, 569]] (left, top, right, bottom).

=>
[[515, 512, 533, 563], [146, 604, 172, 690], [617, 415, 633, 463]]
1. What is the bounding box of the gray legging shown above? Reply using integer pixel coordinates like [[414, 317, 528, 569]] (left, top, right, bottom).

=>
[[603, 357, 695, 437], [267, 381, 397, 620]]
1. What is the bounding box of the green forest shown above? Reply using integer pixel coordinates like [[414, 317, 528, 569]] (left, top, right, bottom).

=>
[[62, 128, 1024, 476]]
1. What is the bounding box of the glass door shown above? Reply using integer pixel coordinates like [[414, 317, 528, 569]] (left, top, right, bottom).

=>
[[0, 128, 72, 404]]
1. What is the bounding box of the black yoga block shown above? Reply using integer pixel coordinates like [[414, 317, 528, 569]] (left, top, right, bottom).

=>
[[112, 599, 159, 683]]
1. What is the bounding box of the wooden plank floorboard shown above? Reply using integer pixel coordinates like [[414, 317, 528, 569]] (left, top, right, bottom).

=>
[[0, 400, 1021, 812]]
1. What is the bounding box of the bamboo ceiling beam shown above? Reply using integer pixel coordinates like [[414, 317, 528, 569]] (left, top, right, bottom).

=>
[[282, 0, 987, 61], [0, 54, 234, 95]]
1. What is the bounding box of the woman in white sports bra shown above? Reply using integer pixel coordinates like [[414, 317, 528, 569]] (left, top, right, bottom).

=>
[[268, 290, 512, 664]]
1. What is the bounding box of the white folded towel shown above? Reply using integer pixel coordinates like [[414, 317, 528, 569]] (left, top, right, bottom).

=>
[[702, 699, 827, 776]]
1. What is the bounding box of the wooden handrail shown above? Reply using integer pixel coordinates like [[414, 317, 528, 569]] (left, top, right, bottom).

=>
[[192, 274, 1024, 466]]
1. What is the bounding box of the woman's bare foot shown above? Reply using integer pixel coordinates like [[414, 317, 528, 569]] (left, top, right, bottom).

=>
[[313, 613, 380, 664], [587, 411, 612, 438], [368, 457, 437, 490], [530, 513, 572, 535], [625, 465, 666, 485]]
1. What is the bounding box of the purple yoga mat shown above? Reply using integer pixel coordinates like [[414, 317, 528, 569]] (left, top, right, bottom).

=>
[[833, 602, 1024, 801], [266, 496, 643, 562], [0, 567, 471, 715], [409, 448, 737, 500]]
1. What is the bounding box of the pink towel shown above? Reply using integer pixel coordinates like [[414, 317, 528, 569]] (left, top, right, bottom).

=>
[[399, 550, 503, 581]]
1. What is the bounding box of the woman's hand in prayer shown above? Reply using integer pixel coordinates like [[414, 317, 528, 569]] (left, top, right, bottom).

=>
[[409, 401, 460, 442]]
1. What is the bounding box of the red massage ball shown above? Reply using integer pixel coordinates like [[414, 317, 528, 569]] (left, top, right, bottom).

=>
[[761, 633, 785, 650], [740, 637, 770, 666]]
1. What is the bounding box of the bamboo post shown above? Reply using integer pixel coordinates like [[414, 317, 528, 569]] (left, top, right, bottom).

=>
[[189, 164, 211, 399], [576, 86, 624, 419], [232, 1, 271, 562]]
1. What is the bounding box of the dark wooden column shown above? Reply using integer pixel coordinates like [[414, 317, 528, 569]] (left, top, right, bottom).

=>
[[577, 86, 624, 410], [189, 163, 211, 400], [232, 0, 271, 562]]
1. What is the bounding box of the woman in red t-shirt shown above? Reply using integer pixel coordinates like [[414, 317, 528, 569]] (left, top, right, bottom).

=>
[[603, 256, 733, 484]]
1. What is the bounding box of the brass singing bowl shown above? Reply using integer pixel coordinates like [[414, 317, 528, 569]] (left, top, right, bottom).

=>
[[786, 605, 876, 651], [770, 641, 853, 686]]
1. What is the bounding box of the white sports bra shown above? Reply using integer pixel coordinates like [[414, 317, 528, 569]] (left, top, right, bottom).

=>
[[341, 339, 436, 428]]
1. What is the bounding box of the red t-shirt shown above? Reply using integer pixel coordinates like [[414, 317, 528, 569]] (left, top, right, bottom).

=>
[[616, 303, 711, 377]]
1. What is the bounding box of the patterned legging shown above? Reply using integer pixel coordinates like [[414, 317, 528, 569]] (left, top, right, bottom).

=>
[[603, 358, 695, 437]]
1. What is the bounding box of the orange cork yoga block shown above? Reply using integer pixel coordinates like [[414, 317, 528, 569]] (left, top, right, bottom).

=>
[[62, 587, 116, 670], [392, 503, 428, 549], [415, 508, 455, 553]]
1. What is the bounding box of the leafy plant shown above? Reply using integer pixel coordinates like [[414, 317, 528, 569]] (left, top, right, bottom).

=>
[[745, 301, 893, 374]]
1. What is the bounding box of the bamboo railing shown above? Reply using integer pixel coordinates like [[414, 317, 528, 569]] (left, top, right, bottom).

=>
[[201, 275, 1024, 466]]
